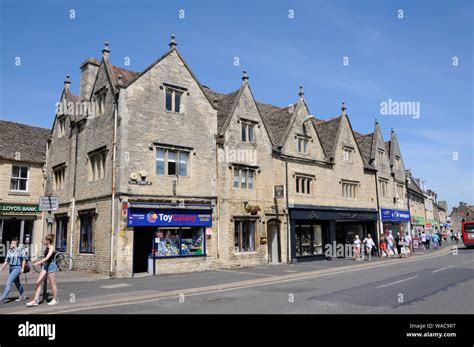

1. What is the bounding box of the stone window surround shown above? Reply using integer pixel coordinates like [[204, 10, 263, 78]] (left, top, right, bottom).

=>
[[295, 134, 310, 154], [378, 177, 389, 197], [233, 217, 259, 254], [53, 163, 67, 191], [231, 163, 259, 191], [162, 83, 188, 114], [155, 142, 193, 177], [10, 165, 29, 193], [340, 179, 359, 199], [78, 209, 96, 255], [94, 87, 107, 116], [57, 116, 67, 138], [239, 118, 258, 144], [342, 145, 354, 164], [294, 172, 315, 195]]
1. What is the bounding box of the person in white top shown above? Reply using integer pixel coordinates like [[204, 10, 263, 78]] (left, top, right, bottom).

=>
[[353, 235, 361, 260], [363, 234, 376, 261]]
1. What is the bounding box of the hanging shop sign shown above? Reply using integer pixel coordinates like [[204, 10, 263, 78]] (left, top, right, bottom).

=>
[[0, 203, 40, 213], [128, 208, 212, 227], [380, 208, 410, 222]]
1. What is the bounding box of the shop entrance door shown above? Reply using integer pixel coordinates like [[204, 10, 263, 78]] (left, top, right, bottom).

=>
[[267, 222, 280, 264], [133, 227, 155, 274]]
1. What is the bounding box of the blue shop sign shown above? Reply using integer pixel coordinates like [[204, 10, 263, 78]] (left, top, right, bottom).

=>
[[128, 208, 212, 227], [381, 208, 410, 222]]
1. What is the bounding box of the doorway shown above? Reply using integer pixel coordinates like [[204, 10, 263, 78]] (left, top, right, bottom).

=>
[[267, 222, 280, 264], [133, 227, 155, 274]]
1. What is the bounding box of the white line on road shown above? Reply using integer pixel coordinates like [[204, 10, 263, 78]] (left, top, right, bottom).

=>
[[376, 276, 418, 289], [432, 265, 454, 273], [215, 269, 277, 277], [461, 259, 474, 265], [100, 283, 132, 289]]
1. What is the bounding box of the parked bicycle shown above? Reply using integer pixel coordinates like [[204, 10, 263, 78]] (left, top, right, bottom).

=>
[[32, 250, 74, 272]]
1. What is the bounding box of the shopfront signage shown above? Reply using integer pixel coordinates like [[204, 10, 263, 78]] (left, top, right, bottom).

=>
[[411, 215, 425, 225], [0, 203, 40, 213], [381, 208, 410, 222], [128, 208, 212, 227], [291, 208, 378, 221]]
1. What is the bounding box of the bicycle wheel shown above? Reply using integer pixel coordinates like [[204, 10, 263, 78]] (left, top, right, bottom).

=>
[[32, 258, 43, 273]]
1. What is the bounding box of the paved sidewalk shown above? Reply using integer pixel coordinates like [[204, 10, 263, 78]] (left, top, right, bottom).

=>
[[0, 242, 457, 314]]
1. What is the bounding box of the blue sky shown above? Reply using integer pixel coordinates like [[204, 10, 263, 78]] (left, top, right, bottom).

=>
[[0, 0, 472, 211]]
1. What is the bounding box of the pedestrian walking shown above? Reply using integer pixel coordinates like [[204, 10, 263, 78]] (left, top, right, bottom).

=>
[[395, 232, 405, 258], [426, 232, 431, 250], [26, 234, 60, 307], [386, 231, 395, 257], [353, 235, 361, 260], [363, 234, 375, 261], [379, 235, 390, 258], [404, 232, 412, 257], [420, 231, 427, 250], [432, 233, 440, 249], [0, 238, 28, 304]]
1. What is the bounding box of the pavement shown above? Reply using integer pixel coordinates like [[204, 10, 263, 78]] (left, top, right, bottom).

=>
[[0, 241, 471, 314]]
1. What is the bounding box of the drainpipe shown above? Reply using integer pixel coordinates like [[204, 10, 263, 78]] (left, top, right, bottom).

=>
[[110, 104, 118, 276], [215, 142, 220, 259], [69, 122, 79, 269], [374, 170, 382, 252], [285, 159, 290, 263]]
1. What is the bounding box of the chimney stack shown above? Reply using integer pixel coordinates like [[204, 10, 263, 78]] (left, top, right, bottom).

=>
[[79, 57, 100, 101]]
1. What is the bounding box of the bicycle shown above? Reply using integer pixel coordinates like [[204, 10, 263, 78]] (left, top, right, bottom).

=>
[[54, 251, 74, 271]]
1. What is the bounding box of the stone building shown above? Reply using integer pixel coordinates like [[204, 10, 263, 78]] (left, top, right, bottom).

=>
[[356, 122, 409, 240], [406, 171, 427, 235], [0, 120, 50, 258], [450, 202, 474, 233], [46, 36, 414, 277]]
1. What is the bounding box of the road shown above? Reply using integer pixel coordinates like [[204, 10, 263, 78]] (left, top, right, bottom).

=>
[[66, 247, 473, 314]]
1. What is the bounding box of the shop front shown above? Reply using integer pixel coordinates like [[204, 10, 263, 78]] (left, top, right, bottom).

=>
[[410, 215, 426, 236], [0, 203, 41, 260], [381, 208, 410, 238], [127, 203, 212, 274], [290, 205, 378, 261]]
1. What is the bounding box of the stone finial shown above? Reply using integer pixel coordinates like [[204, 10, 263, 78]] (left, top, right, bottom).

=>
[[375, 118, 378, 125], [298, 86, 305, 99], [391, 127, 395, 134], [242, 70, 249, 82], [169, 34, 177, 48], [64, 74, 71, 91], [341, 101, 347, 115], [102, 41, 110, 60]]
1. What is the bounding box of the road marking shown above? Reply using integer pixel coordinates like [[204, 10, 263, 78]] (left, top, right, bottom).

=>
[[100, 283, 132, 289], [215, 269, 277, 277], [432, 265, 454, 273], [461, 259, 474, 265], [376, 276, 418, 289]]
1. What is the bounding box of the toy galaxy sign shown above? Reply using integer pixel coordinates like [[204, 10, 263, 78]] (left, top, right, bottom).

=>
[[128, 208, 212, 227]]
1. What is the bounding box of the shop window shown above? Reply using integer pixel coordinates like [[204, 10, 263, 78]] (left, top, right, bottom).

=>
[[241, 122, 255, 143], [155, 227, 204, 257], [79, 212, 95, 254], [88, 148, 107, 181], [233, 168, 255, 191], [296, 225, 324, 256], [165, 87, 184, 113], [379, 179, 388, 197], [342, 147, 353, 163], [296, 175, 312, 194], [234, 220, 256, 252], [10, 166, 29, 192], [342, 181, 358, 199], [297, 137, 308, 154], [53, 165, 66, 190], [156, 148, 189, 176], [55, 216, 68, 251]]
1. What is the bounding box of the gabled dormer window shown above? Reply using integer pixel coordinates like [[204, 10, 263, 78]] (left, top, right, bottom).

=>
[[377, 149, 385, 164], [94, 88, 107, 115], [58, 116, 66, 138], [342, 146, 353, 163], [241, 122, 255, 143], [395, 156, 401, 169], [165, 86, 185, 114], [297, 137, 308, 154]]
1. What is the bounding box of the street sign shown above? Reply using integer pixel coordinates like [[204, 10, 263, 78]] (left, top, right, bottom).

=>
[[39, 196, 59, 211]]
